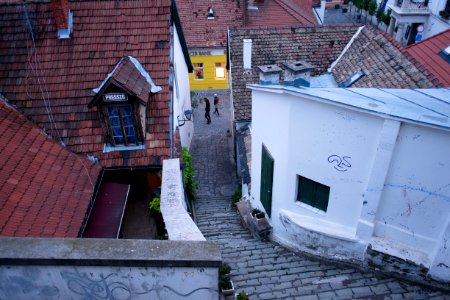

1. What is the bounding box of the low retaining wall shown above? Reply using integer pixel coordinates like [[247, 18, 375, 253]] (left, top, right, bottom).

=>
[[0, 238, 221, 299]]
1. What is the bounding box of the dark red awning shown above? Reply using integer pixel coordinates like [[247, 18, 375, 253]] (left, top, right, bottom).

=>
[[83, 182, 130, 238]]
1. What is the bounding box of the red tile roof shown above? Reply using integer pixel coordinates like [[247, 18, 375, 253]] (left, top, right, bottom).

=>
[[177, 0, 316, 49], [405, 29, 450, 87], [245, 0, 317, 27], [332, 27, 439, 88], [0, 0, 174, 167], [230, 25, 360, 121], [90, 56, 160, 106], [0, 97, 100, 238], [177, 0, 246, 48]]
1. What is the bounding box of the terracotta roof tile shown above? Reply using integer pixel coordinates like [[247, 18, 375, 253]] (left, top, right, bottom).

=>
[[0, 98, 101, 237], [0, 0, 174, 167], [245, 0, 316, 27], [405, 29, 450, 87], [178, 0, 316, 49], [230, 25, 359, 121], [331, 27, 439, 89], [177, 0, 246, 48]]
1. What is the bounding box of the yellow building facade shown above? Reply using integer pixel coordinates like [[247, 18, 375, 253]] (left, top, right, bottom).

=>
[[189, 51, 228, 90]]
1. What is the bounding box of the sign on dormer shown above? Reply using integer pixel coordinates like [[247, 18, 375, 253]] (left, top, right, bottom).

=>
[[103, 93, 128, 102]]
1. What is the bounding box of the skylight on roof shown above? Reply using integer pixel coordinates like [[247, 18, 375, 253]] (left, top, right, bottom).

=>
[[439, 45, 450, 64], [338, 70, 365, 87], [444, 45, 450, 55]]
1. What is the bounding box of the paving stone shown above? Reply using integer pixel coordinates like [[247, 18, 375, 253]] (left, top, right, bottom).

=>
[[352, 286, 373, 295], [318, 291, 337, 299], [189, 90, 450, 300], [294, 295, 319, 300]]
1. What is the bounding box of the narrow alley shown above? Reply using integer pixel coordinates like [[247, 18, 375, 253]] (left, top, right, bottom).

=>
[[189, 90, 449, 300]]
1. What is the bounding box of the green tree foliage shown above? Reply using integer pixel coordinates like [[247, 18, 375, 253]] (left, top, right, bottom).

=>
[[368, 1, 377, 23], [376, 9, 384, 23], [353, 0, 363, 19], [149, 196, 160, 214], [383, 8, 392, 26], [182, 147, 197, 201]]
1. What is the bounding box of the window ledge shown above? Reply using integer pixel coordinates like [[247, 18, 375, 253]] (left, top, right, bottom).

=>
[[103, 144, 145, 153], [295, 201, 326, 216], [280, 209, 357, 242]]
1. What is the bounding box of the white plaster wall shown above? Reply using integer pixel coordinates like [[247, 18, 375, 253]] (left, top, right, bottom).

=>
[[429, 217, 450, 281], [285, 96, 383, 229], [428, 0, 447, 16], [0, 265, 217, 300], [161, 159, 206, 241], [250, 87, 450, 279], [422, 15, 450, 40], [251, 89, 291, 215], [251, 90, 385, 259], [173, 26, 193, 150], [374, 124, 450, 256]]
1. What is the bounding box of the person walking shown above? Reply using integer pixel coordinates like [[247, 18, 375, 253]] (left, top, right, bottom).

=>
[[204, 97, 211, 124], [213, 94, 220, 116]]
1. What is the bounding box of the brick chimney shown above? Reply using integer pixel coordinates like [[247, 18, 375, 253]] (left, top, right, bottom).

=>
[[283, 60, 314, 87], [51, 0, 73, 39], [258, 65, 282, 85]]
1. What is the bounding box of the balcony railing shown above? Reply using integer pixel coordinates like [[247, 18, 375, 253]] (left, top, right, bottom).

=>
[[394, 0, 430, 12]]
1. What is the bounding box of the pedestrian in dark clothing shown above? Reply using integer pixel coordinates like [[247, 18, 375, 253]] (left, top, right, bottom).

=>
[[213, 94, 220, 116], [204, 97, 211, 124]]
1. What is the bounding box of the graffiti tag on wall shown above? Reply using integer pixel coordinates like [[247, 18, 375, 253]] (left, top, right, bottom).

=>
[[328, 155, 351, 172]]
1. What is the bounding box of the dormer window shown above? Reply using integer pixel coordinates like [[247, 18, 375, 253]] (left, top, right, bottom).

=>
[[107, 103, 138, 146], [89, 56, 162, 152], [207, 8, 215, 19]]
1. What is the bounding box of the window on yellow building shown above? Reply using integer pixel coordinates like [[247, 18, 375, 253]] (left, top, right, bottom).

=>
[[194, 63, 204, 80], [215, 63, 225, 80]]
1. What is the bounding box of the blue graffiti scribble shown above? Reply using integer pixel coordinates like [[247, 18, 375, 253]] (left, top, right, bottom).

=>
[[328, 155, 352, 172], [366, 182, 450, 222], [61, 269, 154, 300], [383, 183, 450, 203], [163, 285, 214, 297]]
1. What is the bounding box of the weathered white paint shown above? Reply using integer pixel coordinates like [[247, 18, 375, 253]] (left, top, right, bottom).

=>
[[422, 15, 450, 40], [173, 26, 193, 149], [249, 85, 450, 281], [373, 124, 450, 258], [0, 237, 221, 300], [161, 159, 205, 241], [428, 217, 450, 281], [0, 265, 217, 300]]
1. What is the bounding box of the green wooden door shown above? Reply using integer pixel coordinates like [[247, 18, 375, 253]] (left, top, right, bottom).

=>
[[260, 145, 274, 217]]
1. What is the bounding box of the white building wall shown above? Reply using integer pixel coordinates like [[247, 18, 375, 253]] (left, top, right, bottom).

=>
[[422, 15, 450, 40], [250, 87, 450, 280], [251, 90, 291, 214], [374, 124, 450, 257], [173, 26, 193, 150]]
